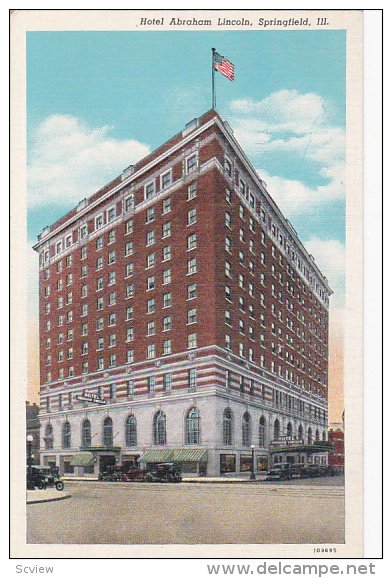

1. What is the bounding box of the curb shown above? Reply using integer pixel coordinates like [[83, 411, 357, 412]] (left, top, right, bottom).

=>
[[27, 493, 72, 505]]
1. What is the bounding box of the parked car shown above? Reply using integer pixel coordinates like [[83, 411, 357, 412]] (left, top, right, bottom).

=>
[[121, 467, 146, 482], [290, 464, 307, 479], [265, 463, 293, 481], [143, 463, 182, 483], [27, 465, 64, 491], [303, 464, 321, 478], [98, 465, 124, 482]]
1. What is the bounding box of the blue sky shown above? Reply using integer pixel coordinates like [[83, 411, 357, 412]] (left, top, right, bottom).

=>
[[27, 30, 346, 307]]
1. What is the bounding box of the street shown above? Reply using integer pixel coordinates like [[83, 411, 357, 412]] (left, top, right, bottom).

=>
[[27, 478, 344, 545]]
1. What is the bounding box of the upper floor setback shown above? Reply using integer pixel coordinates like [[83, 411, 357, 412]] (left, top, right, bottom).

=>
[[33, 109, 333, 307]]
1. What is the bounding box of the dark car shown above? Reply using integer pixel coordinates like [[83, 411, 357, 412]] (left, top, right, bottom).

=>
[[27, 465, 64, 491], [143, 462, 182, 483], [98, 465, 124, 482], [290, 464, 307, 479], [303, 464, 321, 478], [266, 463, 293, 481], [121, 467, 145, 482]]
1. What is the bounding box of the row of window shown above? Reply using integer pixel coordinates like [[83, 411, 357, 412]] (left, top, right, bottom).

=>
[[44, 410, 325, 451]]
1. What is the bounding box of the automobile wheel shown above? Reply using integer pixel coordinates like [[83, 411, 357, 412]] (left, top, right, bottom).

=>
[[164, 474, 173, 483], [55, 481, 64, 491], [37, 481, 46, 490]]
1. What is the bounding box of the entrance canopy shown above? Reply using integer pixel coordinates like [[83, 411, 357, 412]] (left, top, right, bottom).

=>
[[271, 443, 334, 455], [140, 448, 208, 463], [70, 452, 95, 467]]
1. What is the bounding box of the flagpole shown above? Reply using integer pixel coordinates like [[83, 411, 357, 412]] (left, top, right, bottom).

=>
[[211, 47, 216, 109]]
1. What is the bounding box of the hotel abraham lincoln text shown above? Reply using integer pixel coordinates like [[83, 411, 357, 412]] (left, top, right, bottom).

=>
[[34, 110, 332, 477]]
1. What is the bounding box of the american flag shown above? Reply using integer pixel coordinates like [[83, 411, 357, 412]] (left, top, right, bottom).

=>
[[214, 51, 235, 81]]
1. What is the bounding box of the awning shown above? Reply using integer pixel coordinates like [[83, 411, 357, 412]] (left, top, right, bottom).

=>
[[172, 449, 208, 462], [270, 444, 333, 454], [139, 449, 174, 463], [70, 452, 95, 467]]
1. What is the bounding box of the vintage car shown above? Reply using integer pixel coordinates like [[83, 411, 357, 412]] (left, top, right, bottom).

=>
[[98, 465, 124, 482], [27, 465, 64, 491], [265, 463, 293, 481], [303, 464, 322, 477], [121, 467, 146, 482], [142, 462, 182, 483]]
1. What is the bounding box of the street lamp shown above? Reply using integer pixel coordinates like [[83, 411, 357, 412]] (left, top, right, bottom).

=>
[[26, 434, 34, 489], [250, 444, 256, 480]]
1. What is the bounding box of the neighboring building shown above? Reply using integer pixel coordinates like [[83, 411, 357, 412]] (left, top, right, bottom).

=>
[[328, 422, 345, 473], [26, 401, 40, 465], [33, 109, 332, 477]]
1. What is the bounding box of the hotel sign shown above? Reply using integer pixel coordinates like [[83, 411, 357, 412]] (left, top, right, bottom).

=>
[[76, 392, 106, 405]]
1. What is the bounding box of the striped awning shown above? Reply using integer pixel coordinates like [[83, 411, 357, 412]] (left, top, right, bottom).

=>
[[172, 449, 208, 462], [70, 452, 95, 467], [139, 449, 174, 463]]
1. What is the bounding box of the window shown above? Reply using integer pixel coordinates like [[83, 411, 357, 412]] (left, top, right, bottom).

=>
[[97, 297, 104, 311], [187, 258, 197, 275], [103, 417, 113, 447], [81, 265, 87, 278], [239, 205, 245, 220], [125, 415, 137, 446], [225, 370, 231, 388], [163, 269, 171, 285], [186, 407, 200, 444], [163, 316, 172, 331], [186, 153, 198, 174], [162, 339, 172, 355], [147, 276, 155, 291], [223, 408, 233, 445], [126, 306, 134, 321], [225, 310, 231, 326], [188, 208, 197, 225], [125, 219, 133, 234], [240, 179, 246, 196], [126, 285, 134, 299], [147, 320, 155, 336], [163, 292, 172, 308], [82, 342, 88, 355], [81, 420, 91, 448], [163, 245, 171, 261], [225, 188, 232, 203], [125, 241, 133, 256], [145, 180, 156, 199], [274, 419, 281, 441], [109, 333, 117, 347], [187, 233, 197, 251], [146, 206, 155, 223], [188, 182, 197, 200], [187, 283, 197, 300], [147, 230, 155, 246], [188, 368, 197, 387], [126, 327, 134, 342], [81, 284, 88, 298], [225, 237, 232, 253], [96, 257, 103, 270], [95, 214, 104, 230], [259, 416, 266, 446], [126, 263, 134, 277], [162, 222, 171, 238], [108, 271, 116, 286], [188, 333, 197, 349], [187, 308, 197, 324], [108, 251, 116, 264], [153, 411, 166, 445], [126, 350, 134, 364], [124, 194, 134, 212], [97, 337, 104, 350], [44, 423, 53, 450], [147, 344, 156, 359], [96, 236, 103, 250], [239, 273, 244, 289], [62, 422, 71, 449], [224, 157, 232, 177], [242, 412, 251, 446], [225, 285, 232, 301], [162, 196, 171, 213], [147, 376, 156, 394], [225, 212, 232, 228], [225, 261, 231, 277], [225, 334, 232, 350], [107, 206, 116, 223], [163, 373, 172, 391], [97, 357, 104, 371], [96, 317, 104, 331]]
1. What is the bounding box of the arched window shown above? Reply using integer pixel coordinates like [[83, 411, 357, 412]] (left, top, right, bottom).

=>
[[125, 415, 137, 446], [287, 422, 293, 437], [298, 424, 304, 441], [153, 411, 166, 445], [307, 427, 312, 445], [223, 408, 233, 445], [315, 429, 320, 442], [186, 407, 200, 444], [44, 423, 53, 450], [322, 430, 326, 442], [81, 419, 91, 447], [62, 421, 71, 449], [103, 417, 113, 447], [242, 412, 251, 446], [259, 416, 266, 447], [273, 419, 280, 441]]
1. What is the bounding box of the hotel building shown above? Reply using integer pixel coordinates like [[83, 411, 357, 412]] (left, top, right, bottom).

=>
[[33, 109, 332, 477]]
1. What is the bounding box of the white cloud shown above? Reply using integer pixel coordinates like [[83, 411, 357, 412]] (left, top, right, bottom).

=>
[[28, 115, 150, 208], [303, 237, 345, 308], [257, 165, 345, 217]]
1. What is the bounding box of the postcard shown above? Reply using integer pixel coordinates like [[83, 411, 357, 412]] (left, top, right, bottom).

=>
[[10, 9, 368, 559]]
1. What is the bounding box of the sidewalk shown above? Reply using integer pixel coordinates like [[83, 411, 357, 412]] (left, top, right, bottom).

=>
[[62, 475, 267, 483], [27, 488, 71, 504]]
